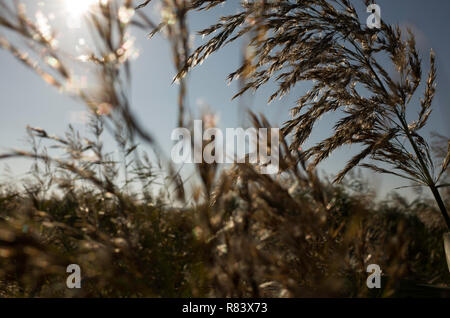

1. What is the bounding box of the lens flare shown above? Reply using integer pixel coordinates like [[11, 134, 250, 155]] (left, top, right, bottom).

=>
[[65, 0, 99, 17]]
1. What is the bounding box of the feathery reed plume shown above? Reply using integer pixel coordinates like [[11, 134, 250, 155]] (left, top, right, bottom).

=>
[[0, 0, 449, 298], [163, 0, 450, 229]]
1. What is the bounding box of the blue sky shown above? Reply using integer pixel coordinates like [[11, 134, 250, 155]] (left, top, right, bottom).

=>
[[0, 0, 449, 199]]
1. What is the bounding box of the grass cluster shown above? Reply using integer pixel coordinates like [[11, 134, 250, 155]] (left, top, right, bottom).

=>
[[0, 0, 449, 297]]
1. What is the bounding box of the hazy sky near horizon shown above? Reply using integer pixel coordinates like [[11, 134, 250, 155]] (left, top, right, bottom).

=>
[[0, 0, 449, 199]]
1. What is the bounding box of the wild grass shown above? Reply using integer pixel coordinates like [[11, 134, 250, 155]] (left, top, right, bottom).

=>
[[0, 0, 448, 297]]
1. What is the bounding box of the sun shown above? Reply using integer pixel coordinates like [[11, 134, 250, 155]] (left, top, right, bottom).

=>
[[65, 0, 100, 17]]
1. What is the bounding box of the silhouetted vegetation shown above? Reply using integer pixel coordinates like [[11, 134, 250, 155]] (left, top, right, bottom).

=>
[[0, 0, 448, 297]]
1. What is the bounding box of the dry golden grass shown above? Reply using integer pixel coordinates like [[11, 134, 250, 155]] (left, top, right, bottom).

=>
[[0, 0, 449, 297]]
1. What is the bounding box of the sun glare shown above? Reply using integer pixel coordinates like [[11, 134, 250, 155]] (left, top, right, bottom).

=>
[[65, 0, 99, 17]]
